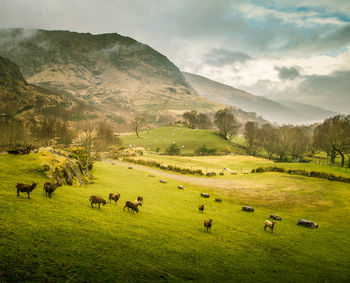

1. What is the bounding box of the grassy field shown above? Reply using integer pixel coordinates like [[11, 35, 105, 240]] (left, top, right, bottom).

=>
[[1, 153, 350, 282], [120, 126, 240, 154], [130, 153, 350, 178]]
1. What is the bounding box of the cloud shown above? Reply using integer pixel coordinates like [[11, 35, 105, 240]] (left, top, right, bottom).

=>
[[203, 48, 251, 67], [275, 66, 301, 80]]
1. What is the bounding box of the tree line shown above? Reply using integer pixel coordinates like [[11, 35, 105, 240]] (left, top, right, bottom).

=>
[[244, 115, 350, 167]]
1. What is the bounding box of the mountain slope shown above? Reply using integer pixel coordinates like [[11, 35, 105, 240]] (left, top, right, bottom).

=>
[[0, 56, 73, 117], [0, 28, 219, 119], [183, 72, 336, 124]]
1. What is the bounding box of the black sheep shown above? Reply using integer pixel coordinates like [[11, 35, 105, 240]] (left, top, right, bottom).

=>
[[16, 183, 36, 199]]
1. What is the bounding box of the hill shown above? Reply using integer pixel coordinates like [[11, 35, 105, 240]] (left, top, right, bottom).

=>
[[0, 56, 74, 118], [0, 28, 269, 126], [183, 72, 336, 124], [1, 153, 350, 282], [120, 126, 242, 153]]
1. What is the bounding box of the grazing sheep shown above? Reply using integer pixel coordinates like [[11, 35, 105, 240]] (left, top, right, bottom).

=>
[[204, 219, 212, 232], [199, 204, 204, 213], [137, 196, 144, 203], [16, 183, 36, 199], [178, 185, 184, 189], [264, 220, 276, 232], [270, 214, 282, 221], [89, 195, 106, 208], [108, 193, 121, 204], [201, 193, 210, 198], [160, 179, 167, 183], [43, 181, 62, 198], [297, 218, 318, 229], [242, 206, 254, 212], [124, 201, 139, 213]]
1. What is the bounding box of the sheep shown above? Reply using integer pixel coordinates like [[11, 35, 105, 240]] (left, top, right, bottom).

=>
[[108, 193, 121, 204], [43, 181, 62, 198], [89, 195, 106, 208], [201, 193, 210, 198], [199, 204, 204, 213], [124, 201, 139, 213], [137, 196, 144, 203], [264, 220, 276, 232], [16, 183, 36, 199], [204, 219, 212, 232]]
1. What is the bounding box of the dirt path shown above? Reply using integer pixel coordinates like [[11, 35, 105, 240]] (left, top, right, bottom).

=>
[[102, 159, 257, 190]]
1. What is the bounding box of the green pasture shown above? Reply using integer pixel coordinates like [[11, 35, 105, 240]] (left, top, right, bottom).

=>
[[120, 126, 239, 154], [0, 153, 350, 282]]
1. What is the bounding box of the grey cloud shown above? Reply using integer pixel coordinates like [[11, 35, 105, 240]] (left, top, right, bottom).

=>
[[203, 48, 252, 67], [275, 66, 301, 80]]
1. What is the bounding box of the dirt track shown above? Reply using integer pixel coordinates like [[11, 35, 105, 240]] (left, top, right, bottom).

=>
[[103, 159, 259, 190]]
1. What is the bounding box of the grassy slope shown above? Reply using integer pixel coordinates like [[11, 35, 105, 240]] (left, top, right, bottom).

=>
[[1, 153, 350, 282], [121, 126, 239, 153]]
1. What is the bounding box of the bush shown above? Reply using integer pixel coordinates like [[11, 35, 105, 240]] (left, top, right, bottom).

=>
[[166, 143, 180, 155], [195, 145, 217, 155]]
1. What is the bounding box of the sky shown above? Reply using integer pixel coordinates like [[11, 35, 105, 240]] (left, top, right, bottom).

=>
[[0, 0, 349, 113]]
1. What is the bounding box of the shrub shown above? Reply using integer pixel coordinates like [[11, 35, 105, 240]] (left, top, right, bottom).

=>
[[166, 143, 180, 155]]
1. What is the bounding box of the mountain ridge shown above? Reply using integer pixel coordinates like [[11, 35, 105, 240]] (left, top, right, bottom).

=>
[[183, 72, 337, 124]]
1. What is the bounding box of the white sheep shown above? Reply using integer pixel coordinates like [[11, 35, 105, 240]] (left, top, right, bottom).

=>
[[264, 220, 276, 232]]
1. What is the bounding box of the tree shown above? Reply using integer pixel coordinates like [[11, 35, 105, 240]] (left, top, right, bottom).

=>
[[289, 126, 310, 160], [244, 121, 259, 155], [314, 115, 350, 167], [166, 143, 180, 155], [259, 124, 278, 159], [130, 117, 146, 138], [214, 108, 240, 140], [182, 110, 198, 128], [197, 113, 212, 129]]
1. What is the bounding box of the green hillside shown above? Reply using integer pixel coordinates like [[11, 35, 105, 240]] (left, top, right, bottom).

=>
[[121, 126, 241, 154], [1, 153, 350, 282]]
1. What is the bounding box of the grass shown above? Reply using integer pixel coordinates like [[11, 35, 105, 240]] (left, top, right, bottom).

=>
[[121, 126, 240, 154], [1, 153, 350, 282]]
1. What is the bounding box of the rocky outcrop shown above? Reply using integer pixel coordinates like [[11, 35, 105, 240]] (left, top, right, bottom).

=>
[[38, 147, 92, 185]]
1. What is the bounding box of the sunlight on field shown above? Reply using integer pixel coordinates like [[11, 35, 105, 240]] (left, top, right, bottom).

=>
[[1, 153, 350, 281]]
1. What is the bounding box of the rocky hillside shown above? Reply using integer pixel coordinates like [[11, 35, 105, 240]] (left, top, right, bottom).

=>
[[0, 28, 222, 121], [183, 72, 336, 124], [0, 56, 73, 118]]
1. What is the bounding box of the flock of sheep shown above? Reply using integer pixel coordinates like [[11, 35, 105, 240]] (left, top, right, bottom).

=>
[[15, 175, 318, 232]]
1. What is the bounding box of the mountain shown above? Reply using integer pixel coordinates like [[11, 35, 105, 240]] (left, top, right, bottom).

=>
[[276, 100, 337, 124], [0, 28, 220, 122], [183, 72, 336, 124], [0, 55, 73, 118]]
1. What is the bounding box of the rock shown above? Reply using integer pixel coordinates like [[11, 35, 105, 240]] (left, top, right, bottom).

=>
[[178, 185, 184, 189], [7, 145, 31, 155], [34, 150, 38, 153], [215, 198, 222, 202], [270, 214, 282, 220], [160, 179, 167, 183], [242, 206, 254, 212], [201, 193, 210, 198], [297, 218, 318, 228], [149, 174, 155, 177], [206, 172, 216, 177]]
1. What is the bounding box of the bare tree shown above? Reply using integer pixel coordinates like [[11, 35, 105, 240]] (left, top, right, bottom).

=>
[[130, 117, 146, 138], [214, 108, 240, 140], [244, 121, 259, 155]]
